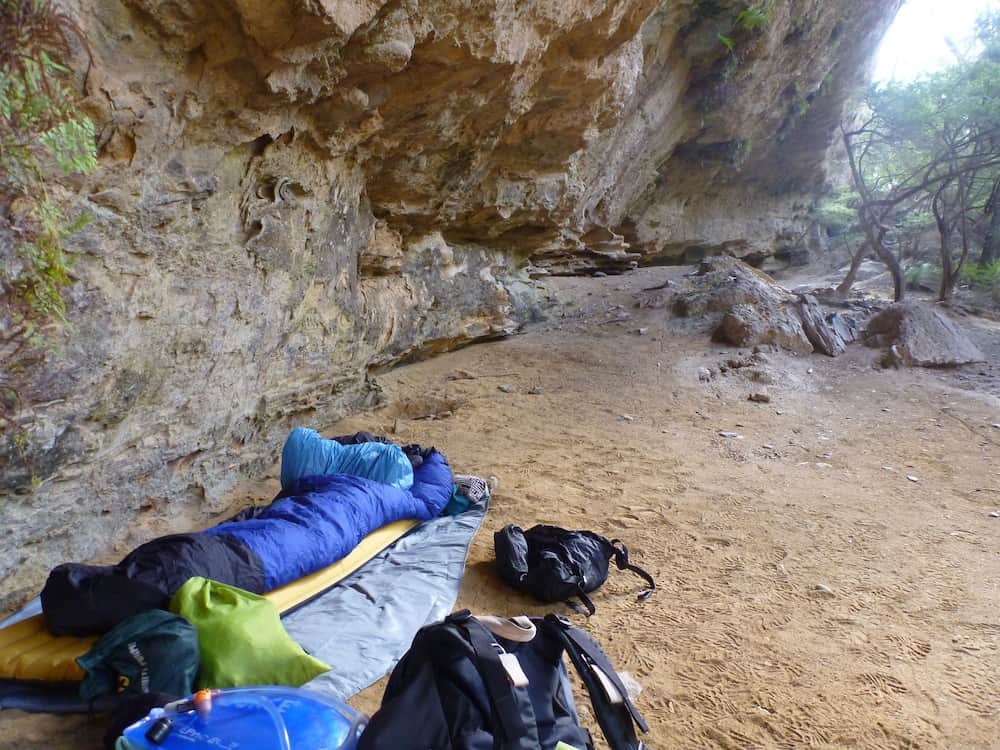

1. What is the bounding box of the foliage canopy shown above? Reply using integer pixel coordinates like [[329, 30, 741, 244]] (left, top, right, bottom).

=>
[[834, 10, 1000, 301]]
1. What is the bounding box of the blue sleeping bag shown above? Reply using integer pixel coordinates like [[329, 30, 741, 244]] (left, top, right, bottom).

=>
[[41, 433, 453, 635], [280, 427, 414, 492], [206, 448, 454, 590]]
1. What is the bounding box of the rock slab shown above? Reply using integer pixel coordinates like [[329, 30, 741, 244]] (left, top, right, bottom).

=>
[[797, 294, 847, 357]]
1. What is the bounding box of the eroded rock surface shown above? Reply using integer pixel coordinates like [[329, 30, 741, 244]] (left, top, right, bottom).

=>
[[1, 0, 900, 607]]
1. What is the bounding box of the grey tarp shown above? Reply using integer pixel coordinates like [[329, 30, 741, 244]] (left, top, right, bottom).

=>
[[289, 496, 487, 699]]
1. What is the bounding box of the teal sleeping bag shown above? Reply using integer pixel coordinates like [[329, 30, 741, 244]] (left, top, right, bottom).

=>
[[279, 427, 414, 491]]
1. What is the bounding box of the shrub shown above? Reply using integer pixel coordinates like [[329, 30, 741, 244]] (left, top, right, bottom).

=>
[[734, 5, 772, 31], [961, 259, 1000, 287], [904, 262, 942, 292], [1, 0, 97, 324], [811, 189, 857, 235], [718, 2, 774, 53]]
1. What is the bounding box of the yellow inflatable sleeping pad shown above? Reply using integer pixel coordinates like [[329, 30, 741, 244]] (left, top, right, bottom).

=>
[[0, 518, 418, 683]]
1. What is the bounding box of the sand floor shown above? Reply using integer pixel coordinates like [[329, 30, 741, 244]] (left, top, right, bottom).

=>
[[3, 268, 998, 749]]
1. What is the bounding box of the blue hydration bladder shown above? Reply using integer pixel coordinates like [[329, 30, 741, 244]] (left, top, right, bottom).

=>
[[119, 686, 367, 750]]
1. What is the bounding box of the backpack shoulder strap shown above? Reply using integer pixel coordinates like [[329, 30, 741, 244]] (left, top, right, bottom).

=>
[[446, 611, 540, 750], [609, 540, 655, 601], [542, 614, 649, 750]]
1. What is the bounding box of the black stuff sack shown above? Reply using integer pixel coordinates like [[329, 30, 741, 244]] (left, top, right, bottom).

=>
[[77, 609, 200, 702], [358, 610, 649, 750], [494, 525, 655, 615]]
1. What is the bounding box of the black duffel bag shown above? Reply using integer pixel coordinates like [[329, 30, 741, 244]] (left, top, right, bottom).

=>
[[494, 525, 655, 615]]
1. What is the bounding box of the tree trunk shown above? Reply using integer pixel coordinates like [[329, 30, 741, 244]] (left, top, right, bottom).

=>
[[982, 177, 1000, 265], [934, 188, 953, 301], [872, 237, 905, 301], [835, 243, 868, 298], [939, 235, 954, 301], [841, 125, 904, 301], [949, 175, 973, 299]]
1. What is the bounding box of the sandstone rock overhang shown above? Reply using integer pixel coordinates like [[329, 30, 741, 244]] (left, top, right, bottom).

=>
[[0, 0, 903, 607]]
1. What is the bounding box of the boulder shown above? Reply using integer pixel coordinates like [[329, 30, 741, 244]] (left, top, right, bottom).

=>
[[864, 302, 985, 367], [713, 304, 813, 353], [673, 257, 795, 318], [672, 257, 844, 355]]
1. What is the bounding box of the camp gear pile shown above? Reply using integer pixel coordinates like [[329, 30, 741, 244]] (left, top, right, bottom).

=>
[[0, 489, 488, 713], [494, 525, 656, 615], [358, 611, 648, 750], [3, 423, 658, 748], [41, 429, 454, 635], [0, 518, 420, 691]]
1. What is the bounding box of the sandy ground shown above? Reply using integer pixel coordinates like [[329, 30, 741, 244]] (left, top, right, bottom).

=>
[[3, 267, 999, 749]]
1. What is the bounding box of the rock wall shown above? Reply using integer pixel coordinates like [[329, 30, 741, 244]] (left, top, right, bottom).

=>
[[0, 0, 900, 608]]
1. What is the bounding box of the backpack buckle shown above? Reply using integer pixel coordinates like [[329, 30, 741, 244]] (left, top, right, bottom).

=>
[[445, 609, 473, 624], [548, 613, 572, 629]]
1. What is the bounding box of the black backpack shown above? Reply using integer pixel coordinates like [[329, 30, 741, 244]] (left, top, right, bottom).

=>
[[358, 611, 648, 750], [494, 525, 655, 616]]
